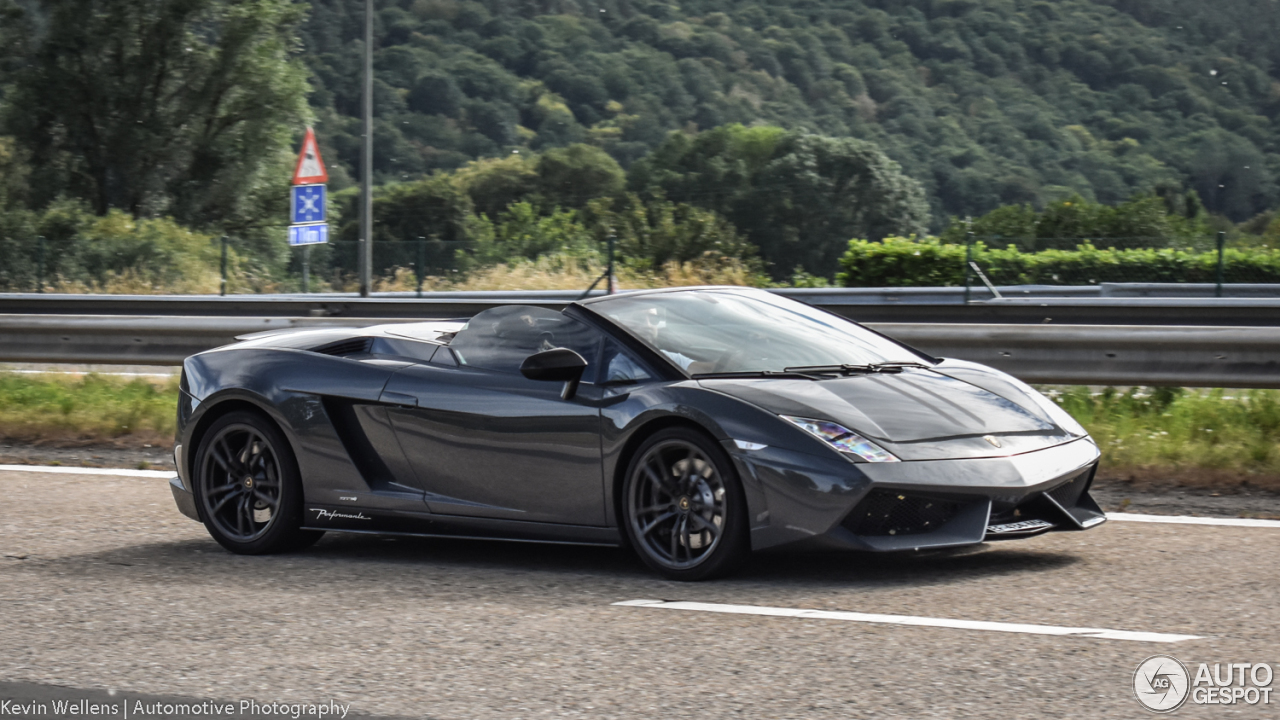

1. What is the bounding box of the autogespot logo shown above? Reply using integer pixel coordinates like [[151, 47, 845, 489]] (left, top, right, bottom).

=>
[[1134, 655, 1191, 713], [1134, 656, 1276, 713]]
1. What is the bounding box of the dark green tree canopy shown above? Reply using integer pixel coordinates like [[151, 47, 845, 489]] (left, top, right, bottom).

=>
[[3, 0, 310, 230], [631, 125, 929, 277], [297, 0, 1280, 224]]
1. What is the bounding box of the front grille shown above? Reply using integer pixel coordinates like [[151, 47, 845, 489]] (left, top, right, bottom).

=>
[[310, 338, 373, 357], [843, 490, 963, 537]]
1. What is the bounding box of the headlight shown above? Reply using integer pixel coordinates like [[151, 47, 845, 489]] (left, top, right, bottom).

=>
[[781, 416, 900, 463]]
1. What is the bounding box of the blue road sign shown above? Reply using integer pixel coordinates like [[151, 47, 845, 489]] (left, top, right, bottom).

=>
[[291, 184, 326, 225], [288, 223, 329, 246]]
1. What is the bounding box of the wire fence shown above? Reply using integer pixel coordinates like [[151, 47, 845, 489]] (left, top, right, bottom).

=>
[[6, 230, 1280, 297], [288, 239, 480, 296], [956, 232, 1279, 295]]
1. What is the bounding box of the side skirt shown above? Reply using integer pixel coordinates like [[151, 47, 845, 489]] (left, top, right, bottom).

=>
[[302, 503, 623, 547], [301, 527, 621, 548]]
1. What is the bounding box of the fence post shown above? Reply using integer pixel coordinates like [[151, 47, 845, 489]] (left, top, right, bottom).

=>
[[36, 236, 46, 293], [417, 236, 426, 298], [220, 235, 228, 297], [1215, 231, 1226, 298], [607, 233, 616, 294], [964, 232, 974, 305], [301, 245, 310, 294]]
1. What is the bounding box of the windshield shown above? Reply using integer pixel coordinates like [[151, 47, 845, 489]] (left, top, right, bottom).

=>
[[590, 289, 928, 375]]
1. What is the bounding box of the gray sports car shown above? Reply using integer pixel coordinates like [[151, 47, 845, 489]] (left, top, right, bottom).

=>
[[169, 286, 1104, 580]]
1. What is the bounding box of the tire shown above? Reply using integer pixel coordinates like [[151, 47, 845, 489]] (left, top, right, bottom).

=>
[[193, 410, 322, 554], [621, 427, 749, 581]]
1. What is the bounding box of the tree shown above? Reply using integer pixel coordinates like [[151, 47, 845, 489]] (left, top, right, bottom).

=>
[[451, 153, 540, 218], [743, 134, 930, 275], [3, 0, 310, 231], [631, 126, 929, 277], [536, 144, 625, 210]]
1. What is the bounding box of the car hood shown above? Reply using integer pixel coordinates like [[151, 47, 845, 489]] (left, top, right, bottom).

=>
[[700, 368, 1074, 461]]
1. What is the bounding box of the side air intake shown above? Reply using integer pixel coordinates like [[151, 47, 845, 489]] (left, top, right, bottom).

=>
[[310, 338, 373, 357]]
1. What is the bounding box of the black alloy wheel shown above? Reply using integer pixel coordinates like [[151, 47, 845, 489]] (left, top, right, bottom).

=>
[[194, 411, 321, 554], [623, 428, 748, 580]]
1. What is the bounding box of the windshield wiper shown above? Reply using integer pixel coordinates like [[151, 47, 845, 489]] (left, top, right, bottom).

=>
[[783, 362, 931, 375], [695, 362, 931, 380], [692, 370, 828, 380]]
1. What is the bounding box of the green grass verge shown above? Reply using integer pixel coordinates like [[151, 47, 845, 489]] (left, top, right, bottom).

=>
[[0, 373, 1276, 490], [0, 372, 178, 444], [1049, 386, 1280, 489]]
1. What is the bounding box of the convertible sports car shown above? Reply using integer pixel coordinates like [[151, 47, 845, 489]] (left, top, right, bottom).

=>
[[169, 286, 1104, 580]]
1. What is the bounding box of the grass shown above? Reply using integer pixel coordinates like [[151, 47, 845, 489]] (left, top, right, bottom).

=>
[[0, 372, 178, 445], [365, 257, 768, 293], [0, 372, 1276, 492], [1049, 386, 1280, 491]]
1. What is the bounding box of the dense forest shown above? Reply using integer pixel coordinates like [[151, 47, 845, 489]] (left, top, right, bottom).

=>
[[299, 0, 1280, 223], [1, 0, 1280, 289]]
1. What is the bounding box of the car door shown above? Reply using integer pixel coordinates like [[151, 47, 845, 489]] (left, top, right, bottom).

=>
[[379, 306, 607, 526]]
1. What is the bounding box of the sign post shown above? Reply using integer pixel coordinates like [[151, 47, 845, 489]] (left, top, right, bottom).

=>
[[289, 128, 329, 293]]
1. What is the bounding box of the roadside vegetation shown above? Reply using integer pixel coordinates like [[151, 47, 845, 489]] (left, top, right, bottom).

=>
[[1, 372, 1276, 492], [1051, 386, 1280, 492], [0, 373, 178, 446]]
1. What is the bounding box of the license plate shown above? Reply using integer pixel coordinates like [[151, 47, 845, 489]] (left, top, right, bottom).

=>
[[987, 519, 1055, 534]]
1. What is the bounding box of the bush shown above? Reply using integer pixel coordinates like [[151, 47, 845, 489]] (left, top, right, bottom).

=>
[[0, 201, 229, 293], [837, 236, 1280, 287]]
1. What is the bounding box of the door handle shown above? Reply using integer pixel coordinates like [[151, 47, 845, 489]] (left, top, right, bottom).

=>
[[381, 391, 418, 408]]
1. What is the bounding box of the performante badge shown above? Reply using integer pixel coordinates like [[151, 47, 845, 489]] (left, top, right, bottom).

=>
[[982, 435, 1003, 448], [1134, 655, 1191, 713]]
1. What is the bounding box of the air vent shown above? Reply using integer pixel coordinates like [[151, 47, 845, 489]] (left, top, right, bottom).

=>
[[1047, 468, 1091, 507], [842, 490, 963, 537], [310, 338, 373, 357]]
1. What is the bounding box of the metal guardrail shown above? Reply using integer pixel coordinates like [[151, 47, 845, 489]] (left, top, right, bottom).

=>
[[1, 314, 1276, 388], [5, 287, 1280, 325], [881, 323, 1280, 388]]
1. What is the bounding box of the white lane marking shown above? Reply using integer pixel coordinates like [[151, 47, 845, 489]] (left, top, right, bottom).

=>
[[1109, 512, 1280, 528], [613, 600, 1203, 643], [0, 464, 175, 479]]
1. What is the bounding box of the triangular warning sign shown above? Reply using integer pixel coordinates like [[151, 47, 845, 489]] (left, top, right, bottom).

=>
[[292, 127, 329, 185]]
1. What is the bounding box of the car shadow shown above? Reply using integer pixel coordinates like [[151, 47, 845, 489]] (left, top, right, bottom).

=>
[[33, 531, 1080, 594], [738, 544, 1081, 588]]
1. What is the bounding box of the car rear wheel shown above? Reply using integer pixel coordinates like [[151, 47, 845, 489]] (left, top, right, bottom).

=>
[[194, 411, 322, 554], [622, 428, 749, 580]]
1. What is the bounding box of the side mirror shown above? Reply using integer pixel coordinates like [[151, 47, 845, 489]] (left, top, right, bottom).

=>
[[520, 348, 588, 400]]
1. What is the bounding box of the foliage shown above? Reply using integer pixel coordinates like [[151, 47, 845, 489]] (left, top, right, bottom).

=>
[[587, 193, 762, 275], [0, 372, 179, 443], [837, 235, 1280, 287], [451, 153, 541, 218], [630, 125, 929, 277], [296, 0, 1280, 224], [466, 201, 597, 267], [0, 202, 233, 292], [1051, 386, 1280, 489], [940, 194, 1210, 247], [537, 144, 626, 209], [1, 0, 310, 233], [451, 143, 624, 215]]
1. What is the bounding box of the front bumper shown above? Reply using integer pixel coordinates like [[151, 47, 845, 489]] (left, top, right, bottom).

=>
[[169, 475, 200, 522], [740, 437, 1104, 552]]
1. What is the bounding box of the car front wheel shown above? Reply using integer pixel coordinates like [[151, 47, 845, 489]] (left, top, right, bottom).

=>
[[622, 428, 749, 580]]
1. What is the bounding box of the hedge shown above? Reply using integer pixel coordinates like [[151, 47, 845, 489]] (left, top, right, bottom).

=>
[[836, 237, 1280, 287]]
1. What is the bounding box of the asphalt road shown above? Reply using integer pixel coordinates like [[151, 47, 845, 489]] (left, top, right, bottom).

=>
[[1, 470, 1276, 719]]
